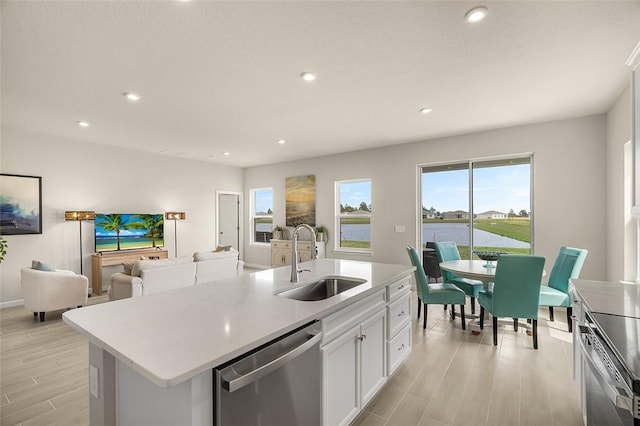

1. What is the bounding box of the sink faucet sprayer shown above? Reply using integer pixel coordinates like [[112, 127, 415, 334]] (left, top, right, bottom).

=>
[[290, 224, 317, 282]]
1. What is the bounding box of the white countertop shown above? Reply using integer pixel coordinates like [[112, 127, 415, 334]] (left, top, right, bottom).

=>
[[63, 259, 414, 388]]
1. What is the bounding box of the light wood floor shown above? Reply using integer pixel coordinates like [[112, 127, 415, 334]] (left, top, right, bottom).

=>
[[1, 294, 583, 426], [353, 303, 584, 426]]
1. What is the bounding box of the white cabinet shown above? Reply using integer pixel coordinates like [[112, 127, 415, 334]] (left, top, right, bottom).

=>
[[386, 276, 412, 375], [321, 290, 386, 426], [270, 239, 325, 267]]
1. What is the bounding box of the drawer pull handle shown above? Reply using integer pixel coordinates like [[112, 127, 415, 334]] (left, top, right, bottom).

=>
[[397, 311, 405, 317], [357, 334, 367, 341], [397, 344, 405, 351], [397, 285, 404, 290]]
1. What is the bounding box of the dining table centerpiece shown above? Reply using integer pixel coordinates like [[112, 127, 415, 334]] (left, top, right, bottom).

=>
[[473, 250, 506, 268]]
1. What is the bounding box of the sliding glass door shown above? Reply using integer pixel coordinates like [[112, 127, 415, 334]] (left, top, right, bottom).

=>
[[421, 156, 532, 259]]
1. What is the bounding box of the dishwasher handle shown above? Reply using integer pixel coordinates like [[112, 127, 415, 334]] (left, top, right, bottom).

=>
[[220, 328, 322, 393]]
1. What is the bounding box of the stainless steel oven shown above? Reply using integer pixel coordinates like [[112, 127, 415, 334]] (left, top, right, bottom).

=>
[[578, 312, 640, 425]]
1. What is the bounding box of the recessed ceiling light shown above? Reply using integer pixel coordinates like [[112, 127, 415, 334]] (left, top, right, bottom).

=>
[[300, 72, 317, 81], [77, 120, 90, 127], [420, 107, 433, 114], [223, 152, 230, 156], [465, 6, 488, 23], [123, 92, 141, 102], [277, 139, 286, 145]]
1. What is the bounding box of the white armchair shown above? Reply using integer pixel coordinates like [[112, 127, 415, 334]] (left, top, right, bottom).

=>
[[20, 267, 89, 322]]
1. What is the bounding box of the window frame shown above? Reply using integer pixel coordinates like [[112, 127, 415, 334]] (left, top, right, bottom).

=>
[[334, 178, 372, 254], [419, 154, 534, 256], [250, 187, 273, 246]]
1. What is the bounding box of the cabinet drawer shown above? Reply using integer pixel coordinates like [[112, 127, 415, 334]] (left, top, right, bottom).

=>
[[322, 289, 386, 344], [271, 240, 292, 249], [387, 323, 411, 375], [387, 275, 411, 302], [387, 292, 411, 338]]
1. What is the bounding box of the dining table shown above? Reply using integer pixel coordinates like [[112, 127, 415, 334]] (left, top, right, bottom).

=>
[[438, 259, 543, 334], [439, 259, 497, 289]]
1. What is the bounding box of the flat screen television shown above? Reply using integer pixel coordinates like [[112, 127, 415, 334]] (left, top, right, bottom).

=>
[[95, 213, 164, 252]]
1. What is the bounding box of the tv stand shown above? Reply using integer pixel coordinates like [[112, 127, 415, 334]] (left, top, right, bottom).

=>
[[91, 248, 168, 295]]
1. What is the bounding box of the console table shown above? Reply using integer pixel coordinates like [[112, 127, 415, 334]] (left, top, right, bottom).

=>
[[91, 249, 168, 295]]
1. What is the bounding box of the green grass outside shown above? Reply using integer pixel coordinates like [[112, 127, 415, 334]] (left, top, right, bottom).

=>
[[340, 240, 371, 249]]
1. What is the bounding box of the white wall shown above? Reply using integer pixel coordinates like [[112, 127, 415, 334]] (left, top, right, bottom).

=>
[[0, 128, 243, 306], [244, 115, 608, 282], [606, 87, 633, 281]]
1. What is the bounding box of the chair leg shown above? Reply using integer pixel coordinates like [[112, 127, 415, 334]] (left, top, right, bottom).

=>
[[460, 305, 466, 330], [567, 307, 573, 333], [39, 312, 45, 322], [479, 307, 485, 329], [492, 316, 498, 346], [417, 297, 422, 319], [423, 303, 428, 329], [471, 297, 476, 315], [450, 305, 455, 320], [513, 318, 518, 331], [549, 306, 554, 322], [533, 319, 538, 349]]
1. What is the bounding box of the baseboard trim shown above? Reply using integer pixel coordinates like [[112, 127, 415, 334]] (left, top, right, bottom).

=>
[[1, 299, 24, 309]]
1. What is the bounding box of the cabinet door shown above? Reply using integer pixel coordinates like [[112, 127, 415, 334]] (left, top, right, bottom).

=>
[[360, 309, 386, 408], [322, 325, 359, 426], [298, 249, 312, 263], [270, 248, 292, 267]]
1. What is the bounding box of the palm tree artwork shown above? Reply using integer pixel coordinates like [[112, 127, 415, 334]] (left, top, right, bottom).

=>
[[130, 214, 164, 248], [95, 214, 132, 251]]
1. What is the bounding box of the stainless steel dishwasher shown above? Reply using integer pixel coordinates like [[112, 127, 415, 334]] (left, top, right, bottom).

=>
[[213, 321, 322, 425]]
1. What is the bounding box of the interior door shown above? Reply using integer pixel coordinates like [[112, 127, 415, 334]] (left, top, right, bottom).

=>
[[217, 192, 241, 251]]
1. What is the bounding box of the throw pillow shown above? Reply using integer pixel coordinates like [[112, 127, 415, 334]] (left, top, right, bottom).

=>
[[32, 260, 55, 271], [122, 262, 134, 275], [212, 245, 232, 252]]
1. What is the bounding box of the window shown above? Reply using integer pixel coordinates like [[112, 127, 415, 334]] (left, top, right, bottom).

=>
[[251, 188, 273, 244], [336, 179, 371, 251], [421, 156, 532, 258]]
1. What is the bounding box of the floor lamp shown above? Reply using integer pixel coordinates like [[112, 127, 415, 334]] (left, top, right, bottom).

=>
[[65, 211, 95, 275], [165, 212, 186, 257]]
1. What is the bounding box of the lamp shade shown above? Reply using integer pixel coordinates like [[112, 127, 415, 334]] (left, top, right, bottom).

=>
[[165, 212, 186, 220], [65, 211, 96, 221]]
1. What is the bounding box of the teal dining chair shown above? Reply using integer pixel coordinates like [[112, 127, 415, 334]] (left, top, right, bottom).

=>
[[538, 246, 588, 332], [406, 246, 467, 330], [478, 254, 545, 349], [434, 242, 483, 314]]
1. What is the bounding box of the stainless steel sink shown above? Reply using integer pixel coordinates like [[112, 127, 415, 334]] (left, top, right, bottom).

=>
[[277, 277, 367, 301]]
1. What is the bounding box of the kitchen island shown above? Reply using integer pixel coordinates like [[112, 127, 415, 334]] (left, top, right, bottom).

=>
[[63, 258, 415, 426]]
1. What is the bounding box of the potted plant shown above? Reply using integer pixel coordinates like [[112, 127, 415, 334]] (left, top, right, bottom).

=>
[[315, 226, 328, 242], [0, 237, 7, 263], [272, 225, 284, 240]]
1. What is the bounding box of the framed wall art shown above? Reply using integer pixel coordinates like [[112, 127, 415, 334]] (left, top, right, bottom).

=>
[[0, 173, 43, 235], [285, 175, 316, 227]]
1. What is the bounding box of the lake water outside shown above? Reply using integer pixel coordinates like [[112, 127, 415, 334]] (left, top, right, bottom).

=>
[[423, 223, 529, 248]]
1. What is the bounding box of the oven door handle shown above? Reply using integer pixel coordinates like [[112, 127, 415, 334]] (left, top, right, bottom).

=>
[[577, 329, 634, 414]]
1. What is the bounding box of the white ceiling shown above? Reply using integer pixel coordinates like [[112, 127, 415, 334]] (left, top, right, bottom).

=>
[[2, 1, 639, 168]]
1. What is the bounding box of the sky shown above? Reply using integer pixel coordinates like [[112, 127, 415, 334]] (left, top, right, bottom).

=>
[[422, 163, 530, 214]]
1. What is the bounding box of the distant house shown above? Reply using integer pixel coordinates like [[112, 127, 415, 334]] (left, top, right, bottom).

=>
[[442, 210, 469, 219], [477, 210, 507, 219], [422, 207, 437, 219]]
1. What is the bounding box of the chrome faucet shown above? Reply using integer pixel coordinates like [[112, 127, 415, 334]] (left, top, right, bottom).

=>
[[290, 224, 317, 282]]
